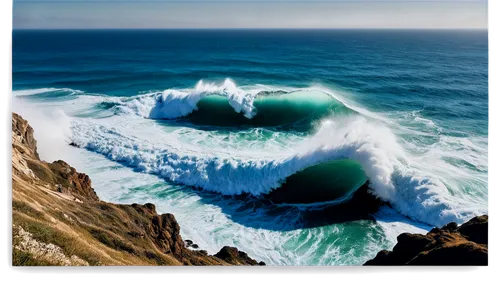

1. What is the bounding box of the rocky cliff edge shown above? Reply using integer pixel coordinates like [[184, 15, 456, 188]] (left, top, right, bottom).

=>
[[12, 113, 264, 266]]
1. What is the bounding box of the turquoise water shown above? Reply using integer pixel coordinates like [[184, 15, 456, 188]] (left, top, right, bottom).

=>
[[12, 30, 487, 265]]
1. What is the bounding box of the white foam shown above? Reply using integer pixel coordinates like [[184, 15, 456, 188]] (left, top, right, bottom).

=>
[[69, 115, 486, 227], [119, 79, 257, 119], [12, 87, 81, 97], [71, 151, 376, 265], [374, 206, 431, 245], [108, 80, 393, 124], [11, 81, 489, 265], [12, 82, 488, 228]]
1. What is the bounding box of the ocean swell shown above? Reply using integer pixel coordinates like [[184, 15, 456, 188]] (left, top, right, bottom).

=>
[[69, 115, 484, 227], [108, 79, 349, 127]]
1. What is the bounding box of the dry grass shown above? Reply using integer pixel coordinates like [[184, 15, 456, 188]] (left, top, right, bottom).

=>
[[13, 249, 58, 266], [12, 201, 43, 218], [11, 113, 249, 267], [89, 228, 137, 255], [12, 185, 181, 266]]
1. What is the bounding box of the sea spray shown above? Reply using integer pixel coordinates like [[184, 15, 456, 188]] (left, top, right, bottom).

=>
[[69, 114, 485, 226]]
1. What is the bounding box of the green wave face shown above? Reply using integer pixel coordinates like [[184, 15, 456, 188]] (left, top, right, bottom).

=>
[[267, 159, 368, 205], [186, 90, 352, 129]]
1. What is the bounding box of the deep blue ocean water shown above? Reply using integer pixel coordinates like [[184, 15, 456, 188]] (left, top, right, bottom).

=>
[[12, 30, 488, 265]]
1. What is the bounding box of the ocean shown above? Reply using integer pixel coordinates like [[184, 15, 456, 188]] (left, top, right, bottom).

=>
[[12, 29, 488, 265]]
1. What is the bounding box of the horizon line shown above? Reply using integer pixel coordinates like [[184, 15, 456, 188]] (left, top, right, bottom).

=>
[[12, 27, 488, 31]]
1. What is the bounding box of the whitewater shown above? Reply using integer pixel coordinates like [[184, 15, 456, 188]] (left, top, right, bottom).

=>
[[12, 80, 487, 228], [13, 29, 487, 265]]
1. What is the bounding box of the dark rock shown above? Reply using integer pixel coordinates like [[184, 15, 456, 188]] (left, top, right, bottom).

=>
[[429, 227, 441, 234], [215, 246, 265, 266], [149, 213, 184, 258], [364, 250, 392, 265], [144, 203, 156, 212], [433, 231, 460, 245], [364, 215, 488, 266], [388, 233, 434, 265], [408, 242, 487, 266], [442, 222, 458, 231], [457, 215, 488, 245], [137, 204, 264, 265]]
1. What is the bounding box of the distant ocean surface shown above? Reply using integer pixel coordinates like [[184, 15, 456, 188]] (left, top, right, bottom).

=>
[[12, 30, 488, 265]]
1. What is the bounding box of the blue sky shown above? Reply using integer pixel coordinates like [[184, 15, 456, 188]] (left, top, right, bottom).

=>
[[13, 1, 488, 29]]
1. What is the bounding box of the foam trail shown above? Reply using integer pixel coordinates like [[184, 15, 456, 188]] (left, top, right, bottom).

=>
[[13, 88, 81, 97], [70, 115, 485, 227], [13, 88, 62, 97]]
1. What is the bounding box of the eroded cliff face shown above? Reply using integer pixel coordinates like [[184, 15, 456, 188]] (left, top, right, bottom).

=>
[[12, 113, 39, 159], [364, 215, 488, 266], [12, 113, 264, 266], [12, 112, 489, 266]]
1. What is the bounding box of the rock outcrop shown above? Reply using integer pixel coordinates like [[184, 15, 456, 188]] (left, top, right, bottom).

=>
[[364, 215, 488, 266], [48, 160, 99, 202], [12, 112, 265, 266], [215, 246, 266, 266], [12, 113, 39, 159], [13, 112, 488, 266]]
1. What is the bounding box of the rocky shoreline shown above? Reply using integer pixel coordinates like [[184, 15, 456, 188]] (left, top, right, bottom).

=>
[[12, 112, 488, 266], [365, 215, 488, 266], [12, 112, 264, 266]]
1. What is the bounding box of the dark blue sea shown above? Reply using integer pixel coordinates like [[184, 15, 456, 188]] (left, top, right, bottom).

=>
[[12, 30, 488, 265]]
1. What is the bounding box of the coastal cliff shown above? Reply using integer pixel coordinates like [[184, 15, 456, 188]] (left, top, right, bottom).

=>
[[12, 112, 488, 266], [12, 113, 264, 266], [364, 215, 488, 266]]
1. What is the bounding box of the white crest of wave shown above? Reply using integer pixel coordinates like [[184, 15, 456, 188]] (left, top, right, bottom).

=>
[[119, 79, 257, 119], [297, 118, 485, 226], [70, 115, 484, 227], [106, 79, 392, 124]]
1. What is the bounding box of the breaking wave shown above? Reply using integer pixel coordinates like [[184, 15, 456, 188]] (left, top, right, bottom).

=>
[[69, 115, 485, 227], [104, 79, 351, 128]]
